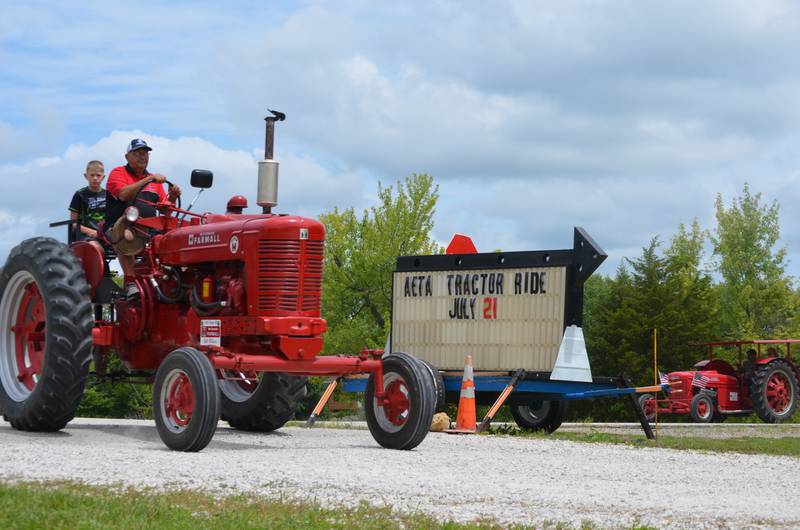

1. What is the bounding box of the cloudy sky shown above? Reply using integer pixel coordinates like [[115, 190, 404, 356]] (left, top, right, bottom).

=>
[[2, 1, 799, 277]]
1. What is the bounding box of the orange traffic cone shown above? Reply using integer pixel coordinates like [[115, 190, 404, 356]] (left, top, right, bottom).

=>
[[445, 355, 476, 434]]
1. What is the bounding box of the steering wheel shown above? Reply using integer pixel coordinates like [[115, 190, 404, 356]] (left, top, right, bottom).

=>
[[131, 178, 181, 211]]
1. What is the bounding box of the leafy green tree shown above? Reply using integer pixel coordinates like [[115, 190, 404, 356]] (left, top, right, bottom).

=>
[[319, 174, 440, 355], [710, 183, 794, 338], [581, 229, 717, 420]]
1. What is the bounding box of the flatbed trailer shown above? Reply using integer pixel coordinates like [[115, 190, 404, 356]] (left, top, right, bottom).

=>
[[343, 372, 669, 438]]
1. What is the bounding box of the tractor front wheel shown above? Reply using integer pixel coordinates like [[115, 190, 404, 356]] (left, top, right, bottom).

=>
[[750, 360, 798, 423], [153, 347, 220, 451], [638, 393, 656, 423], [690, 393, 714, 423], [219, 371, 307, 432], [365, 352, 435, 450], [511, 399, 567, 433], [0, 238, 93, 431]]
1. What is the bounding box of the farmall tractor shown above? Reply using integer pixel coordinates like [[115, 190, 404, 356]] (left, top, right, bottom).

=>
[[0, 112, 436, 451], [639, 340, 799, 423]]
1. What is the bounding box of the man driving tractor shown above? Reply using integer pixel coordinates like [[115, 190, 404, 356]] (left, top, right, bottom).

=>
[[105, 138, 181, 297]]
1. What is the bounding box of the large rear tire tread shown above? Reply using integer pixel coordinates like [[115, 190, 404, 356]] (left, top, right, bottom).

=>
[[223, 373, 307, 432], [365, 352, 435, 450], [750, 359, 798, 424], [0, 237, 93, 431]]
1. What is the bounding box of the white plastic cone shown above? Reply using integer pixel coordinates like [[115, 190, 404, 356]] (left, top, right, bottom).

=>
[[550, 325, 593, 382]]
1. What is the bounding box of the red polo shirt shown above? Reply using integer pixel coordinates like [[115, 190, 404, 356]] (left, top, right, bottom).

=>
[[106, 164, 168, 225]]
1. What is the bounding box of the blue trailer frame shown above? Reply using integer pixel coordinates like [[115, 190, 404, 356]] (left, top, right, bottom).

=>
[[343, 373, 670, 438]]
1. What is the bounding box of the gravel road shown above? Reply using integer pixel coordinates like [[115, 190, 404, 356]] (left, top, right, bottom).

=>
[[1, 418, 799, 529]]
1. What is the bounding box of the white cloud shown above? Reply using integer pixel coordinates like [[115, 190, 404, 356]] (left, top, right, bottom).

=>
[[2, 1, 800, 279], [0, 130, 375, 260]]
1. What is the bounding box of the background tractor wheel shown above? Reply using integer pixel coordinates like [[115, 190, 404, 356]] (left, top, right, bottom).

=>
[[690, 393, 714, 423], [219, 372, 307, 432], [0, 237, 93, 431], [153, 347, 220, 452], [638, 393, 656, 422], [365, 352, 435, 450], [749, 360, 798, 423], [511, 399, 567, 433]]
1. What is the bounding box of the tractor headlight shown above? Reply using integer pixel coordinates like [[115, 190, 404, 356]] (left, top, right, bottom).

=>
[[125, 206, 140, 223]]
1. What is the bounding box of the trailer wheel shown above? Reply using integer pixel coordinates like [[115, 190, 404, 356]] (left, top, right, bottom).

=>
[[690, 393, 714, 423], [750, 359, 798, 423], [365, 352, 435, 450], [0, 237, 93, 431], [154, 347, 220, 451], [638, 393, 656, 422], [511, 400, 567, 433], [219, 371, 307, 432], [419, 359, 446, 413]]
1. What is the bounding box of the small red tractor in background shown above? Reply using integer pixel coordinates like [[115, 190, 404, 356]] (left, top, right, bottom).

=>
[[0, 111, 436, 451], [640, 340, 799, 423]]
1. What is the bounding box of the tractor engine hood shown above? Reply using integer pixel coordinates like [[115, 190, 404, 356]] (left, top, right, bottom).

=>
[[154, 214, 325, 266]]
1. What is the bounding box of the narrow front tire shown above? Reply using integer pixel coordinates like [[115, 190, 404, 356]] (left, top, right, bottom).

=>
[[153, 347, 220, 452]]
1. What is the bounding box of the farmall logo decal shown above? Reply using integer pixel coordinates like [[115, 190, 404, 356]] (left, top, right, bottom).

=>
[[188, 232, 221, 246]]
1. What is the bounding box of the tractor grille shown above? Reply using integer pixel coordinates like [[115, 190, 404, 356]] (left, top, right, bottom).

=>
[[256, 239, 323, 314]]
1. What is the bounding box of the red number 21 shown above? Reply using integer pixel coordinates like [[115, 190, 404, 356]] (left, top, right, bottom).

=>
[[483, 297, 497, 319]]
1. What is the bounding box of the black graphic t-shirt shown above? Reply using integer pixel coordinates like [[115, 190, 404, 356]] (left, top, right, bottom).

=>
[[69, 187, 107, 237]]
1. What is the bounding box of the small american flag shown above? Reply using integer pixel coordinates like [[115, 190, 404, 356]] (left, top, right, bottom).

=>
[[692, 372, 709, 389], [659, 371, 669, 385]]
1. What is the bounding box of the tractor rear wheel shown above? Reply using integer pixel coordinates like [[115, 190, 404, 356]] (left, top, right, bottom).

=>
[[511, 399, 567, 433], [219, 371, 307, 432], [365, 352, 435, 450], [750, 360, 798, 423], [153, 347, 220, 451], [0, 237, 93, 431], [690, 393, 714, 423]]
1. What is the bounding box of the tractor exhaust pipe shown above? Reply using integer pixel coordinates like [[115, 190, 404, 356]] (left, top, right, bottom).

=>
[[258, 109, 285, 214]]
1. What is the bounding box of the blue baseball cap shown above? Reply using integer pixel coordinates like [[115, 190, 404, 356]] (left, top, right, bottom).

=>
[[126, 138, 152, 153]]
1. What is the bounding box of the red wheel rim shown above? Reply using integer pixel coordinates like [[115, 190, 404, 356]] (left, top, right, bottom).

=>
[[642, 399, 655, 416], [11, 282, 46, 391], [766, 372, 792, 414], [697, 399, 710, 418], [164, 373, 195, 427], [383, 379, 410, 426]]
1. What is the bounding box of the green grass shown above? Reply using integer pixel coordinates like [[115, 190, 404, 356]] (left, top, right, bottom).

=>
[[488, 426, 800, 457], [0, 480, 658, 530]]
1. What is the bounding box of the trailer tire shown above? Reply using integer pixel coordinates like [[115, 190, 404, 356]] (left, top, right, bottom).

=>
[[220, 372, 307, 432], [749, 359, 798, 423], [154, 347, 220, 452], [365, 352, 435, 450], [0, 237, 93, 431], [690, 393, 714, 423], [511, 399, 567, 433], [419, 359, 446, 413]]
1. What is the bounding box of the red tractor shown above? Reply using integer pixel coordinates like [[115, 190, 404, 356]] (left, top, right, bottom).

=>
[[0, 112, 436, 451], [639, 340, 799, 423]]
